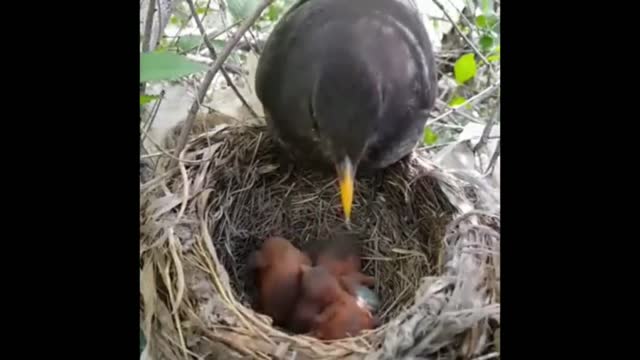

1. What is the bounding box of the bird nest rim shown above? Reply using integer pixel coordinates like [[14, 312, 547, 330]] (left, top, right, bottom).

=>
[[140, 124, 500, 359]]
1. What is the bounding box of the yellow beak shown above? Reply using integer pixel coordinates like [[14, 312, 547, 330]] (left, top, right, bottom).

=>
[[337, 157, 354, 223]]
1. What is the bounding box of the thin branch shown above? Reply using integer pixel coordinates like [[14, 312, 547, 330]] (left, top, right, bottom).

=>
[[170, 7, 239, 53], [436, 99, 483, 124], [432, 0, 494, 71], [140, 122, 212, 165], [185, 0, 258, 119], [140, 0, 157, 95], [221, 69, 257, 117], [188, 20, 241, 54], [421, 135, 500, 151], [473, 102, 499, 153], [425, 82, 499, 127], [445, 0, 478, 36], [202, 0, 213, 18], [170, 0, 274, 168], [247, 28, 262, 52], [141, 0, 156, 52], [141, 89, 165, 148], [170, 15, 197, 51], [155, 0, 163, 52], [473, 352, 499, 360], [484, 140, 500, 176], [184, 54, 245, 75]]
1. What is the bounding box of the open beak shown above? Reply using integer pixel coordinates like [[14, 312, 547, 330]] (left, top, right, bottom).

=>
[[336, 157, 354, 223]]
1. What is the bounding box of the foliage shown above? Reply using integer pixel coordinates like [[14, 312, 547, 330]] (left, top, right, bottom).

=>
[[140, 94, 159, 105], [227, 0, 261, 21], [449, 96, 470, 109], [139, 0, 500, 151], [423, 0, 500, 146], [175, 34, 203, 53], [140, 51, 208, 83], [454, 53, 477, 85], [424, 127, 439, 145]]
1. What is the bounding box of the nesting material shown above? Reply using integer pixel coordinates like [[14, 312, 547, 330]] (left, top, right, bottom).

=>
[[140, 124, 500, 359]]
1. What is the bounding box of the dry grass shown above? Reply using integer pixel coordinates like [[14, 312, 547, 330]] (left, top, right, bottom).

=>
[[140, 124, 500, 360]]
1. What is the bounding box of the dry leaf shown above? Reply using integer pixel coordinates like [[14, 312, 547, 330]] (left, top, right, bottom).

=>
[[141, 259, 157, 337], [147, 194, 184, 219]]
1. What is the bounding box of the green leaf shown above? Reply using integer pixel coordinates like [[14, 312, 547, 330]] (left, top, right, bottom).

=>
[[227, 0, 260, 20], [481, 0, 493, 14], [423, 127, 438, 145], [140, 94, 158, 105], [476, 14, 499, 29], [176, 35, 203, 53], [454, 53, 477, 85], [267, 3, 283, 21], [140, 52, 208, 83], [479, 35, 494, 52], [476, 15, 487, 28], [449, 96, 472, 110], [449, 96, 467, 108]]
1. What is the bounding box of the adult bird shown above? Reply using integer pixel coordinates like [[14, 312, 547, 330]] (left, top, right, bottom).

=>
[[255, 0, 437, 222]]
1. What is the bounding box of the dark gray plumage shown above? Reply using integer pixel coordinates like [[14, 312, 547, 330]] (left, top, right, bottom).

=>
[[255, 0, 438, 220]]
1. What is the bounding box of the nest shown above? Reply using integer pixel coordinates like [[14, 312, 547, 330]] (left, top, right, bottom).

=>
[[140, 124, 500, 360]]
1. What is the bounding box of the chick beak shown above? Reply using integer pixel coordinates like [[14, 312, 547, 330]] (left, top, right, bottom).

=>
[[336, 157, 355, 223]]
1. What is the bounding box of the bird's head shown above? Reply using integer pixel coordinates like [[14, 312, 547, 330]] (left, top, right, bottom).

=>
[[310, 62, 382, 223]]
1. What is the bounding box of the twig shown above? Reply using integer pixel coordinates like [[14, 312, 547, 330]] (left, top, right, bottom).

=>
[[473, 102, 499, 153], [155, 0, 163, 53], [170, 0, 274, 169], [140, 0, 157, 95], [170, 15, 197, 51], [421, 135, 500, 151], [203, 0, 213, 18], [426, 82, 500, 127], [160, 264, 189, 359], [247, 28, 262, 53], [141, 0, 156, 53], [141, 89, 165, 148], [484, 140, 500, 176], [185, 54, 245, 75], [185, 0, 259, 119], [140, 122, 211, 165], [473, 352, 499, 360], [169, 1, 224, 53], [432, 0, 494, 71], [187, 20, 241, 54], [436, 99, 483, 124], [445, 0, 477, 36], [212, 20, 242, 38], [140, 94, 162, 161]]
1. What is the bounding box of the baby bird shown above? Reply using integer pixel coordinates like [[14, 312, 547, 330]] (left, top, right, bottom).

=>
[[288, 265, 353, 334], [311, 294, 379, 340], [249, 236, 312, 328], [314, 234, 375, 292]]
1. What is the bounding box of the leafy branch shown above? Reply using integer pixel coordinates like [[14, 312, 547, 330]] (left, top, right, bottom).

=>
[[169, 0, 275, 168]]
